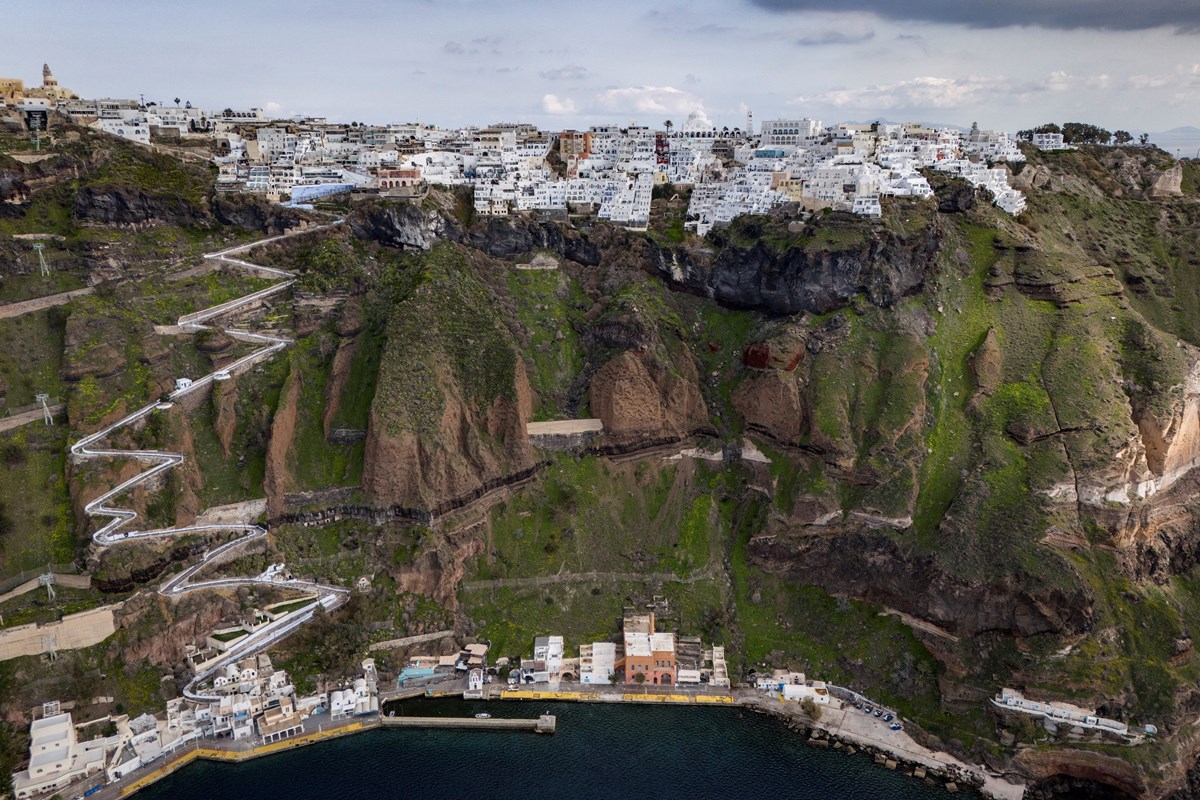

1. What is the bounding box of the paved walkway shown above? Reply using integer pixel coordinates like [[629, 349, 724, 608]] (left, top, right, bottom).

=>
[[0, 287, 92, 320], [740, 692, 1025, 800], [0, 403, 64, 434], [368, 629, 456, 652], [526, 419, 604, 435], [462, 568, 714, 591], [68, 221, 351, 700]]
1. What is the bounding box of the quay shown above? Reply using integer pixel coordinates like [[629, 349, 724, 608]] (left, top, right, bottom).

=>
[[381, 714, 556, 733], [87, 711, 555, 800]]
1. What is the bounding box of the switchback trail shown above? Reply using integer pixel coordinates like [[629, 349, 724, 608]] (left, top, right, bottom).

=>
[[70, 221, 349, 700]]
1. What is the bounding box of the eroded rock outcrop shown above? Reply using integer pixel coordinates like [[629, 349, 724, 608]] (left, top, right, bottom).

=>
[[751, 528, 1094, 638]]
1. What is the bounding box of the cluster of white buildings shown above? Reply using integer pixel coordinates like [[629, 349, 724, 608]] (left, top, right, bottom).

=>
[[754, 670, 839, 707], [511, 607, 731, 689], [991, 687, 1153, 740], [5, 65, 1031, 229], [10, 650, 381, 799]]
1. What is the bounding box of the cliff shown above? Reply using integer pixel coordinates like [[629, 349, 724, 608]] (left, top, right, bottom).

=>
[[11, 131, 1200, 799]]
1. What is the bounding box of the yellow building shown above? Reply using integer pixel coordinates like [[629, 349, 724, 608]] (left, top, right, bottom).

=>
[[25, 64, 78, 104], [0, 78, 25, 105]]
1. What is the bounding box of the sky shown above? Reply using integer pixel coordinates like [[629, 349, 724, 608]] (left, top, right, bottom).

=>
[[4, 0, 1199, 138]]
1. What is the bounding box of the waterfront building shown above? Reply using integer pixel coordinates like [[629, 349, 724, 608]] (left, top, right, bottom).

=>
[[579, 642, 617, 685], [706, 646, 731, 687], [619, 610, 678, 685], [11, 705, 119, 800], [257, 697, 303, 743]]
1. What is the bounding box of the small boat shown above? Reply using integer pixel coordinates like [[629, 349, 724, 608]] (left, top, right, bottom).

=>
[[474, 712, 492, 719]]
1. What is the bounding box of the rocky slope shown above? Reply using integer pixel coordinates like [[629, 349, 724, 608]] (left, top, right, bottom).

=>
[[7, 128, 1200, 798]]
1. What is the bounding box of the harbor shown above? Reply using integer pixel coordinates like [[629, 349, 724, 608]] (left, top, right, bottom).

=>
[[126, 701, 967, 800]]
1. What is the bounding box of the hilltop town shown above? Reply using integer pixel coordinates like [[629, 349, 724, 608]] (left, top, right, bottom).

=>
[[2, 64, 1033, 232]]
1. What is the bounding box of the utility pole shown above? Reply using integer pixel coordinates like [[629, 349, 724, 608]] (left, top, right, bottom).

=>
[[39, 571, 56, 601], [32, 243, 49, 276], [36, 393, 52, 426]]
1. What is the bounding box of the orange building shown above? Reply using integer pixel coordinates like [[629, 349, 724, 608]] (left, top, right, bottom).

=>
[[620, 611, 676, 685], [378, 167, 424, 194]]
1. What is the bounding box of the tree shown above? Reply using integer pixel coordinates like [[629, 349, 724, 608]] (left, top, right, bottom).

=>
[[634, 672, 646, 684], [664, 119, 673, 136], [1114, 130, 1133, 145], [1061, 121, 1111, 145], [1139, 132, 1151, 146], [800, 696, 822, 722], [174, 97, 180, 107], [1018, 122, 1062, 141]]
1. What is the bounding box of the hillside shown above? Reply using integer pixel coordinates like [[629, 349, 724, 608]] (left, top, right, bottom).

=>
[[3, 130, 1200, 797]]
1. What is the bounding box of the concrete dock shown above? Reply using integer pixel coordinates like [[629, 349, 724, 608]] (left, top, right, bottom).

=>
[[381, 714, 556, 734]]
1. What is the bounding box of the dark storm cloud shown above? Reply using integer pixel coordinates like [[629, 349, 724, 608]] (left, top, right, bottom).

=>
[[746, 0, 1200, 32]]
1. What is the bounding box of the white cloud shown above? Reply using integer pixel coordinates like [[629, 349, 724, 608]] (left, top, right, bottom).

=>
[[791, 72, 1125, 113], [594, 85, 705, 115], [541, 93, 577, 114], [792, 76, 1005, 110]]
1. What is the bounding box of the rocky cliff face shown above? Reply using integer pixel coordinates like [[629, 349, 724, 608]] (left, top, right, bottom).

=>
[[26, 135, 1200, 799], [359, 243, 537, 513], [590, 349, 709, 437], [73, 184, 207, 228]]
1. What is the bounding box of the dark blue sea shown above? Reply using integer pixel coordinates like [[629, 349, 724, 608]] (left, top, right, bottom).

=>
[[135, 699, 967, 799]]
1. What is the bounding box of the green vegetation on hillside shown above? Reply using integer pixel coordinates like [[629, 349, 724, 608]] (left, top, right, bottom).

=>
[[503, 268, 587, 419], [0, 425, 72, 574], [373, 243, 518, 437]]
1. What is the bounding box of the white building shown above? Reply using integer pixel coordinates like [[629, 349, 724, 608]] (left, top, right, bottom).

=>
[[1032, 132, 1068, 151], [760, 118, 823, 146], [94, 116, 150, 145], [11, 709, 119, 800], [579, 642, 617, 685]]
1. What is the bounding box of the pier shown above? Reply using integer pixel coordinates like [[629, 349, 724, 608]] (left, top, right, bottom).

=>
[[381, 714, 556, 734]]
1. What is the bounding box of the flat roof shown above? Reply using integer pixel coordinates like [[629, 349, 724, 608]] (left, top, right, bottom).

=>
[[650, 632, 675, 652], [624, 632, 651, 657]]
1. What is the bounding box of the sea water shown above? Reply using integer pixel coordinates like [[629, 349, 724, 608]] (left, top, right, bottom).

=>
[[135, 699, 969, 799]]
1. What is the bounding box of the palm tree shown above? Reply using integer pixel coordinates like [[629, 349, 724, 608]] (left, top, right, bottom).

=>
[[664, 119, 673, 136], [174, 97, 181, 107]]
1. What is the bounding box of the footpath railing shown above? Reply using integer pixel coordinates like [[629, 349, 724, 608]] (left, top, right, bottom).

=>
[[0, 563, 79, 595]]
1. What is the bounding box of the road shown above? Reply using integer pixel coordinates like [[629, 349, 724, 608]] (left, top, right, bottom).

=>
[[71, 221, 350, 699]]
